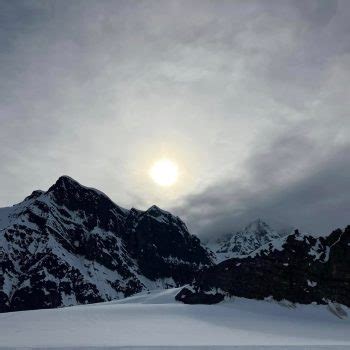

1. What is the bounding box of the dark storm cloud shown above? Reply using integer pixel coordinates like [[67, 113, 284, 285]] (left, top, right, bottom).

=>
[[176, 132, 350, 237], [0, 0, 349, 237]]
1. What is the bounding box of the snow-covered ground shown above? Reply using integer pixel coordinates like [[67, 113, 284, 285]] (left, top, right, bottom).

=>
[[0, 288, 349, 349]]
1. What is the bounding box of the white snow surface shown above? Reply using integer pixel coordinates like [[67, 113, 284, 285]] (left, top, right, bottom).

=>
[[0, 288, 349, 348]]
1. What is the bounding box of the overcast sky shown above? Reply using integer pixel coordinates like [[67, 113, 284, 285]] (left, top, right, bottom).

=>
[[1, 0, 349, 237]]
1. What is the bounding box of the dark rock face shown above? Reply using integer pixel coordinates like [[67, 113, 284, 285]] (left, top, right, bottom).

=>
[[0, 176, 212, 313], [125, 205, 211, 285], [178, 227, 350, 307]]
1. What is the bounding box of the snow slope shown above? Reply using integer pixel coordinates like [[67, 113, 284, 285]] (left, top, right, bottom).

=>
[[0, 288, 349, 348]]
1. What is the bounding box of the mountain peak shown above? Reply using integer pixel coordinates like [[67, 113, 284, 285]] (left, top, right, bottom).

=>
[[45, 175, 123, 214], [24, 190, 44, 201], [148, 204, 161, 211], [246, 218, 268, 227], [49, 175, 82, 191], [242, 219, 277, 239], [253, 218, 265, 224], [47, 175, 106, 199], [212, 218, 282, 260], [146, 205, 170, 216]]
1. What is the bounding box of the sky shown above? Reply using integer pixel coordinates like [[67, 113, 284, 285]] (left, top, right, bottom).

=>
[[0, 0, 349, 237]]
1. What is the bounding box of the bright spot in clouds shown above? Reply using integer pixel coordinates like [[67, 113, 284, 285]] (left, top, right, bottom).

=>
[[149, 159, 179, 187]]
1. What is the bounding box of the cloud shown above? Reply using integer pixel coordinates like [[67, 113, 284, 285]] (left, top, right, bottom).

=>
[[175, 131, 350, 237], [0, 0, 349, 237]]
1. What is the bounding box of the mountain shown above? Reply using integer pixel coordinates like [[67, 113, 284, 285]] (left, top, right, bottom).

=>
[[176, 226, 350, 307], [206, 219, 286, 262], [0, 176, 212, 312]]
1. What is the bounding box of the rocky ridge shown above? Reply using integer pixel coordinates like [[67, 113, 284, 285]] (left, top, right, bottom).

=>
[[176, 226, 350, 307], [0, 176, 212, 312]]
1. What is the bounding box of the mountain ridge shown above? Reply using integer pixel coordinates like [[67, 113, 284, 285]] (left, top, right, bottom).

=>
[[0, 176, 212, 312], [177, 225, 350, 307]]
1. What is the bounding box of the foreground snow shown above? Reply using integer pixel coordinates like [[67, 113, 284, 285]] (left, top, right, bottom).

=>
[[0, 288, 349, 348]]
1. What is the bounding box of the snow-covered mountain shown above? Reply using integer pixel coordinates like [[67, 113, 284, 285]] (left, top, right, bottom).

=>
[[206, 219, 286, 262], [177, 226, 350, 308], [0, 176, 212, 312]]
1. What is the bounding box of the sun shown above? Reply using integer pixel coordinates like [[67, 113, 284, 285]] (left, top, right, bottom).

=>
[[149, 159, 179, 187]]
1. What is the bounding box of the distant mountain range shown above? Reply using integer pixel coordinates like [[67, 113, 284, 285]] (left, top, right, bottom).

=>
[[1, 176, 349, 313], [0, 176, 212, 312], [177, 226, 350, 308], [205, 218, 287, 262]]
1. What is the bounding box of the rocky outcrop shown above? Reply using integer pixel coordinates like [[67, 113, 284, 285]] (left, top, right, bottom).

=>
[[175, 287, 224, 304], [0, 176, 212, 312], [177, 226, 350, 307], [125, 205, 210, 285]]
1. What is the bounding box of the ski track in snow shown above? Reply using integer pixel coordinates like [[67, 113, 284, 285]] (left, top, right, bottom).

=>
[[0, 288, 349, 349]]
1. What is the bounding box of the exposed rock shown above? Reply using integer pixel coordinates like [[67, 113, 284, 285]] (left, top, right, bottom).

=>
[[175, 287, 224, 304], [0, 176, 212, 312], [179, 226, 350, 307]]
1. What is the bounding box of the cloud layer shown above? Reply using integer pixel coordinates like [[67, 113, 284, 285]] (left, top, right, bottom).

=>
[[0, 0, 349, 237]]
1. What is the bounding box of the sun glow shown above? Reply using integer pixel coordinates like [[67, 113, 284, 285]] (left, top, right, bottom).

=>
[[149, 159, 179, 187]]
